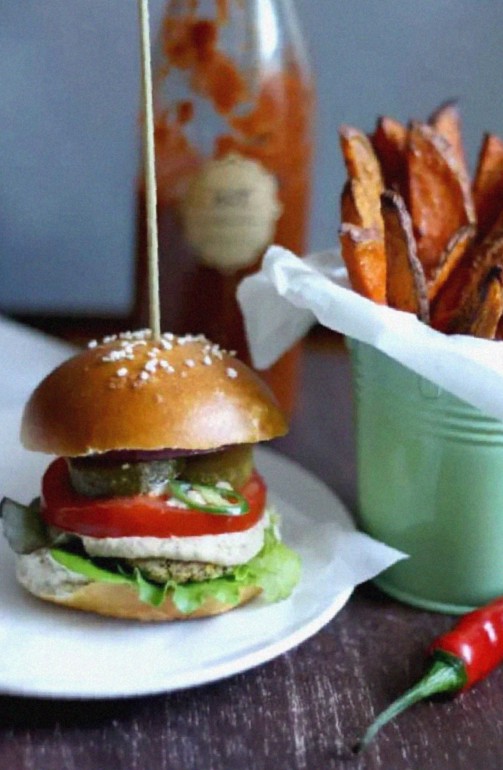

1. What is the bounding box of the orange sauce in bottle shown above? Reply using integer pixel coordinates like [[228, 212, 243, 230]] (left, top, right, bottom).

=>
[[134, 1, 315, 414]]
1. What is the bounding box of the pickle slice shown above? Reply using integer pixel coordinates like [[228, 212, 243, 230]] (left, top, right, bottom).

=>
[[68, 458, 184, 498], [68, 444, 254, 497], [183, 445, 254, 489]]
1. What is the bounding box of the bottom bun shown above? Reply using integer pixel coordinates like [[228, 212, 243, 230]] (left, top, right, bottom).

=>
[[15, 550, 262, 622]]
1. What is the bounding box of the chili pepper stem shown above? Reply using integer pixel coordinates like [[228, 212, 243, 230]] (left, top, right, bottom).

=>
[[354, 657, 464, 753]]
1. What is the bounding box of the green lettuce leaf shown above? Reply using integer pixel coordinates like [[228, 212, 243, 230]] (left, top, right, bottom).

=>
[[49, 523, 301, 614], [234, 524, 302, 602], [51, 549, 132, 586], [51, 550, 170, 607], [171, 577, 242, 615]]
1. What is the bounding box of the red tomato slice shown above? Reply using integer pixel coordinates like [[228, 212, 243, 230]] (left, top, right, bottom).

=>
[[41, 458, 267, 538]]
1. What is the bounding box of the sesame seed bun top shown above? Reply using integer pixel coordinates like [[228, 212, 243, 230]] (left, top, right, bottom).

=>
[[20, 331, 288, 456]]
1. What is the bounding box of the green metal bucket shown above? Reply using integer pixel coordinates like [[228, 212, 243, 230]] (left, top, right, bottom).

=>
[[349, 338, 503, 614]]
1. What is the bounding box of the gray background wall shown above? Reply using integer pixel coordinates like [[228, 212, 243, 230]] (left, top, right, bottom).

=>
[[2, 1, 503, 314]]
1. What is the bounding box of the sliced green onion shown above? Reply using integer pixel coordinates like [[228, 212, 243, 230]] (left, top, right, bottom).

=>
[[168, 480, 249, 516]]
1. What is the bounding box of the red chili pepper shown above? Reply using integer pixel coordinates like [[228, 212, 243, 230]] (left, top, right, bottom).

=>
[[355, 597, 503, 752]]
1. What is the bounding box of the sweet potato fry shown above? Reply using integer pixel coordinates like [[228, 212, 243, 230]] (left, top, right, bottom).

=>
[[430, 213, 503, 333], [339, 222, 386, 303], [339, 125, 384, 232], [429, 100, 474, 233], [446, 266, 503, 338], [472, 133, 503, 240], [407, 122, 475, 279], [340, 177, 381, 230], [340, 180, 358, 225], [496, 313, 503, 340], [381, 190, 429, 321], [429, 100, 470, 183], [371, 116, 408, 199], [467, 268, 503, 338], [428, 224, 476, 302]]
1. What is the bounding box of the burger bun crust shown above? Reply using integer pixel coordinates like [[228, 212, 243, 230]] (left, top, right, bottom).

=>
[[21, 334, 287, 456], [26, 581, 262, 622]]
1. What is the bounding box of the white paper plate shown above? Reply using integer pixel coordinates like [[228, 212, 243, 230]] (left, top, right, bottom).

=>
[[0, 435, 354, 699]]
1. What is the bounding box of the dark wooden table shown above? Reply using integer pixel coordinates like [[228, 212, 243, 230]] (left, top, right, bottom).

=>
[[1, 330, 502, 770]]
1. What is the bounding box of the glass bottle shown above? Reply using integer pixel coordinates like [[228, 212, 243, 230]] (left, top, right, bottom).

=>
[[133, 0, 315, 414]]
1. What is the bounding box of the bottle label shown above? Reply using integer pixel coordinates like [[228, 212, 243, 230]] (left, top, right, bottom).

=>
[[180, 153, 283, 272]]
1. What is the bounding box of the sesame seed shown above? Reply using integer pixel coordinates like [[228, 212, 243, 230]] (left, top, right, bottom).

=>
[[184, 359, 195, 368], [116, 367, 128, 377], [177, 333, 205, 346], [116, 329, 151, 342], [101, 349, 128, 363], [131, 329, 151, 339], [226, 367, 238, 379], [88, 339, 98, 348], [139, 371, 149, 381], [145, 360, 158, 373], [203, 355, 212, 366]]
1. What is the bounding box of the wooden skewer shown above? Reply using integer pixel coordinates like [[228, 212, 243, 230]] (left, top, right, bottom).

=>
[[137, 0, 161, 339]]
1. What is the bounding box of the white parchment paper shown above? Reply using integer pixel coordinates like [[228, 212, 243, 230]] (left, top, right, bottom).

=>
[[238, 245, 503, 422]]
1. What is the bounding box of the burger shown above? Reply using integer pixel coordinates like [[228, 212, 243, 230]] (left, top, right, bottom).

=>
[[0, 330, 301, 621]]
